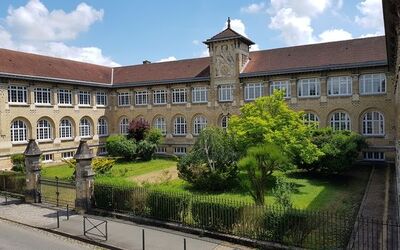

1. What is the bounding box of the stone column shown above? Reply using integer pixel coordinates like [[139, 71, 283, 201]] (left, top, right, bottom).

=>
[[23, 139, 42, 203], [74, 140, 94, 213]]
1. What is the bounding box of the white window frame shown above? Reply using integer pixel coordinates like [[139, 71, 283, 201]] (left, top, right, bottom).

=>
[[303, 113, 320, 127], [118, 92, 131, 106], [174, 147, 187, 155], [244, 83, 263, 101], [135, 90, 148, 106], [192, 87, 208, 103], [221, 115, 229, 130], [172, 88, 187, 104], [98, 146, 108, 156], [96, 92, 107, 106], [360, 73, 386, 95], [193, 116, 207, 135], [79, 118, 91, 138], [153, 90, 167, 105], [97, 117, 108, 137], [61, 151, 74, 159], [119, 118, 130, 135], [154, 116, 167, 135], [363, 152, 385, 161], [327, 76, 352, 96], [174, 116, 187, 135], [156, 147, 167, 154], [34, 88, 51, 105], [298, 78, 320, 98], [330, 112, 351, 131], [37, 119, 52, 141], [78, 91, 91, 106], [362, 111, 384, 136], [59, 119, 73, 140], [58, 89, 72, 105], [219, 85, 233, 102], [43, 154, 54, 162], [8, 85, 27, 104], [10, 120, 28, 143], [270, 81, 291, 98]]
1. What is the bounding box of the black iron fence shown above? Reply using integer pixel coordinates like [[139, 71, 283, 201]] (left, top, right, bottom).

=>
[[39, 177, 75, 208], [93, 184, 362, 249]]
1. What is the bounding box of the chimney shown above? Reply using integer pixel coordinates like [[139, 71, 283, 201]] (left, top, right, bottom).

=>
[[143, 60, 151, 64]]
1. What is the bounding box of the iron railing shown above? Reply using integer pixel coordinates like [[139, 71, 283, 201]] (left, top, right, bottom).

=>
[[40, 177, 75, 208]]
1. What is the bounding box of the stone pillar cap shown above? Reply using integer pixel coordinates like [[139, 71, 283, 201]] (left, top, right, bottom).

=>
[[24, 139, 42, 156], [74, 140, 94, 160]]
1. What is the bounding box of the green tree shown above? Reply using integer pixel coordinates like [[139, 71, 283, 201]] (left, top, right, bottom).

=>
[[229, 92, 322, 165], [238, 143, 288, 205]]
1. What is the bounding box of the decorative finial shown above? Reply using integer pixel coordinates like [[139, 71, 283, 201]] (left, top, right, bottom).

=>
[[227, 17, 231, 29]]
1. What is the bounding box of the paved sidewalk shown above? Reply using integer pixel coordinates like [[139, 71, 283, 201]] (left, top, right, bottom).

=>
[[0, 197, 250, 250]]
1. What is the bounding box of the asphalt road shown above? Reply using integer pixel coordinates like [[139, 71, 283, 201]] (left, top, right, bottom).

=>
[[0, 219, 100, 250]]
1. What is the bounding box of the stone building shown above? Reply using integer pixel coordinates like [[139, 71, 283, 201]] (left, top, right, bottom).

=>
[[0, 18, 395, 168]]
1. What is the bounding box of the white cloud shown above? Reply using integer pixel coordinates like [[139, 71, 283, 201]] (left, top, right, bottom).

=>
[[241, 3, 266, 14], [224, 18, 247, 37], [0, 0, 118, 66], [355, 0, 384, 34], [318, 29, 353, 42], [157, 56, 177, 63], [269, 0, 333, 17], [250, 44, 261, 51], [192, 40, 200, 45]]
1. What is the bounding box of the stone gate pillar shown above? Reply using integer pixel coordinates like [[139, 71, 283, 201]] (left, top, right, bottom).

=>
[[23, 139, 42, 203], [74, 140, 94, 213]]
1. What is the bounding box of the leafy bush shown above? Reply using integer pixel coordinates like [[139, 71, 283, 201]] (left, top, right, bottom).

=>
[[272, 177, 294, 208], [146, 191, 190, 222], [105, 135, 137, 160], [0, 171, 26, 194], [11, 154, 25, 172], [137, 140, 157, 161], [92, 157, 115, 175], [177, 127, 239, 191], [191, 199, 243, 232], [145, 128, 163, 145], [299, 128, 367, 174], [128, 119, 150, 141]]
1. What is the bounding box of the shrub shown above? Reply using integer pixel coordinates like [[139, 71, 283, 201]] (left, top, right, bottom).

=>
[[128, 119, 150, 141], [272, 177, 294, 208], [0, 171, 26, 194], [191, 199, 243, 232], [177, 127, 239, 191], [146, 191, 190, 222], [299, 128, 367, 174], [105, 135, 137, 160], [145, 128, 163, 145], [11, 154, 25, 172], [92, 157, 115, 175], [137, 140, 157, 161]]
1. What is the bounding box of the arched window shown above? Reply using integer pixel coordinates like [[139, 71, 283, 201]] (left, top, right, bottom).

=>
[[174, 116, 187, 135], [362, 111, 384, 136], [303, 113, 320, 127], [330, 112, 351, 131], [153, 116, 167, 135], [97, 118, 108, 136], [10, 120, 28, 143], [221, 115, 229, 130], [60, 119, 73, 139], [37, 119, 52, 141], [193, 115, 207, 135], [119, 118, 129, 135], [79, 118, 91, 138]]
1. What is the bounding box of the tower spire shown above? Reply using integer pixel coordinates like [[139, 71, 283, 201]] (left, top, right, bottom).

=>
[[227, 17, 231, 29]]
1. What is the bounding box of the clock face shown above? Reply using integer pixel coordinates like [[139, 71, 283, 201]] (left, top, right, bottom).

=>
[[214, 44, 235, 77]]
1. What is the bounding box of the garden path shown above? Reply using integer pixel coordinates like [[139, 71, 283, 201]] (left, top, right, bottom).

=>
[[130, 166, 178, 184]]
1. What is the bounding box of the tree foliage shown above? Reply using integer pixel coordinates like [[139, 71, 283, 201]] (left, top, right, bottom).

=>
[[105, 135, 137, 160], [238, 143, 288, 205], [128, 119, 150, 141], [229, 92, 322, 165], [177, 127, 239, 191]]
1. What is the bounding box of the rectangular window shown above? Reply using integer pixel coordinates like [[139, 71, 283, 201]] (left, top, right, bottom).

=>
[[328, 76, 352, 96], [270, 81, 290, 98], [96, 92, 107, 106], [174, 147, 187, 155], [78, 91, 91, 105], [360, 73, 386, 94], [135, 90, 148, 105], [118, 92, 131, 106], [43, 154, 54, 162], [97, 146, 107, 156], [61, 151, 74, 159], [58, 89, 72, 105], [244, 83, 263, 101], [192, 87, 208, 103], [172, 88, 187, 104], [156, 147, 167, 154], [298, 78, 320, 97], [34, 88, 51, 105], [153, 90, 167, 105], [8, 85, 27, 104], [219, 85, 233, 102], [363, 152, 385, 161]]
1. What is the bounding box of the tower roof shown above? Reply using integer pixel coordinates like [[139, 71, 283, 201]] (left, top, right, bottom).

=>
[[204, 18, 255, 45]]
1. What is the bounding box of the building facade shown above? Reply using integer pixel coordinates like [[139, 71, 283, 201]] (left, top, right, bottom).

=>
[[0, 19, 395, 168]]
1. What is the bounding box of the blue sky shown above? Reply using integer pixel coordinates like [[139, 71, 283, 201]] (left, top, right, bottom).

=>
[[0, 0, 384, 66]]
